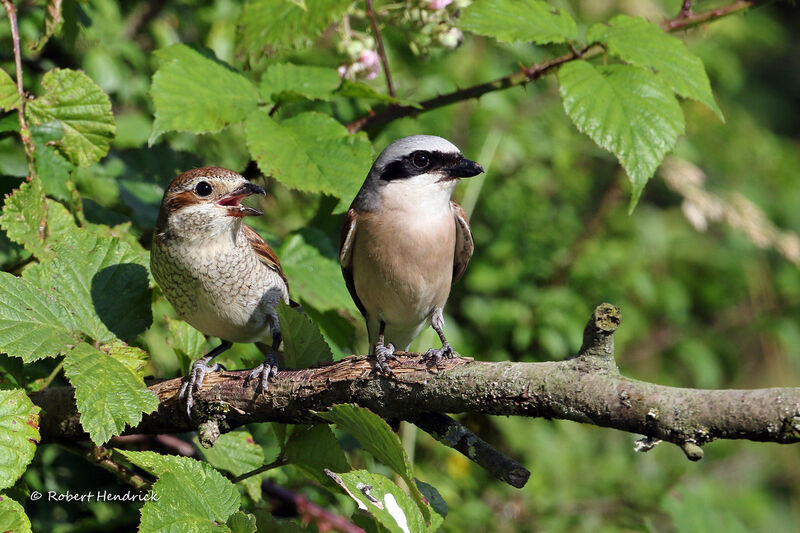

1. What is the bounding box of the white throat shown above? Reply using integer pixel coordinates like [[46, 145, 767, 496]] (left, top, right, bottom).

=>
[[379, 173, 457, 213]]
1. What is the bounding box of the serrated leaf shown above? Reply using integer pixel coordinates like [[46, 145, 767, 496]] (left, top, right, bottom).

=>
[[196, 430, 264, 502], [30, 122, 74, 201], [0, 68, 20, 111], [0, 178, 48, 259], [286, 424, 350, 484], [228, 511, 257, 533], [26, 69, 115, 167], [238, 0, 351, 58], [416, 479, 446, 532], [277, 302, 333, 369], [37, 232, 152, 343], [64, 342, 159, 445], [260, 63, 340, 104], [0, 271, 76, 363], [278, 233, 356, 312], [318, 405, 430, 522], [335, 80, 422, 108], [460, 0, 578, 44], [166, 317, 207, 374], [118, 450, 240, 532], [105, 343, 150, 377], [587, 15, 723, 120], [0, 495, 31, 533], [330, 470, 425, 533], [245, 110, 372, 201], [559, 61, 684, 209], [149, 44, 260, 143], [0, 389, 40, 490]]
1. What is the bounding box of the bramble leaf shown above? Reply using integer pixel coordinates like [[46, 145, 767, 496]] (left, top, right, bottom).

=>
[[587, 15, 723, 120], [260, 63, 340, 104], [118, 450, 240, 532], [63, 342, 159, 445], [245, 110, 372, 201], [196, 430, 265, 502], [0, 495, 31, 533], [26, 69, 116, 167], [150, 44, 260, 143], [559, 61, 684, 209], [0, 389, 40, 490], [460, 0, 578, 44], [0, 68, 20, 111], [278, 302, 333, 369], [286, 424, 350, 484]]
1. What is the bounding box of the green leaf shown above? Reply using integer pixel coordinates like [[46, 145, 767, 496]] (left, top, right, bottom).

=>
[[238, 0, 352, 57], [0, 495, 31, 533], [26, 69, 116, 167], [0, 68, 20, 111], [329, 470, 425, 533], [416, 480, 447, 532], [118, 450, 240, 532], [278, 233, 356, 313], [196, 430, 264, 502], [0, 389, 40, 490], [63, 342, 158, 445], [245, 110, 372, 201], [228, 511, 257, 533], [559, 61, 684, 209], [36, 231, 152, 343], [166, 317, 207, 374], [286, 424, 350, 484], [587, 15, 723, 120], [318, 405, 430, 522], [149, 44, 260, 143], [105, 343, 150, 377], [260, 63, 340, 104], [460, 0, 578, 44], [0, 178, 48, 259], [277, 302, 333, 369], [0, 271, 76, 363], [30, 122, 74, 201]]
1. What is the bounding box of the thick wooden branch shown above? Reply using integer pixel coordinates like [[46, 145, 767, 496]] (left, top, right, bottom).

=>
[[32, 304, 800, 468]]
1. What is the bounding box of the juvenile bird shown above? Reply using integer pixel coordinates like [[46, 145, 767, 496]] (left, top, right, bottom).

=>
[[151, 167, 291, 415], [340, 135, 483, 373]]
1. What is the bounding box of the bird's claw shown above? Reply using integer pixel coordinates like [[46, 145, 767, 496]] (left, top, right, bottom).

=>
[[374, 342, 397, 376], [178, 357, 223, 418], [246, 353, 278, 396], [422, 342, 457, 369]]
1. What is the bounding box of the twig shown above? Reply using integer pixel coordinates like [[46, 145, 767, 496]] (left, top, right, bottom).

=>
[[346, 0, 764, 133], [365, 0, 395, 98], [32, 304, 800, 464], [39, 360, 64, 389], [262, 479, 365, 533], [1, 0, 36, 177], [61, 444, 152, 490], [679, 0, 693, 18], [230, 454, 287, 483], [409, 412, 530, 488]]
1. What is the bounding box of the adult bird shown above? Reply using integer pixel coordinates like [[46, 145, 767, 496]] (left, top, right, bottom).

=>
[[340, 135, 483, 373], [151, 167, 292, 415]]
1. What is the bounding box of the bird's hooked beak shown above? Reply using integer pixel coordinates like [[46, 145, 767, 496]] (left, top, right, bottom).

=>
[[216, 182, 266, 217], [440, 157, 485, 181]]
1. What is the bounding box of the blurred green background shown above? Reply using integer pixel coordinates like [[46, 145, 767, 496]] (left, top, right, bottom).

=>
[[2, 0, 800, 531]]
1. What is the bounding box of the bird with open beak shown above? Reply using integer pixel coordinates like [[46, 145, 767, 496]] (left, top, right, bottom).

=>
[[340, 135, 483, 373], [151, 167, 292, 415]]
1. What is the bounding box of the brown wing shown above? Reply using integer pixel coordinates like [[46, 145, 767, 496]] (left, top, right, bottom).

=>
[[242, 224, 300, 308], [339, 208, 366, 318], [451, 201, 474, 285]]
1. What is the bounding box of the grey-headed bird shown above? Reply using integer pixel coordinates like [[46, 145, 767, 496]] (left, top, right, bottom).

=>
[[151, 167, 291, 415], [340, 135, 483, 373]]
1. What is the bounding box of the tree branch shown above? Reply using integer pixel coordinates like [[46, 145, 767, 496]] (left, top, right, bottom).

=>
[[31, 304, 800, 468], [365, 0, 395, 98], [345, 0, 764, 133]]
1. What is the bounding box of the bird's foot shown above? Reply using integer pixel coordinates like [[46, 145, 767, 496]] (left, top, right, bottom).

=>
[[373, 342, 397, 376], [245, 353, 278, 396], [178, 356, 224, 418], [422, 342, 457, 369]]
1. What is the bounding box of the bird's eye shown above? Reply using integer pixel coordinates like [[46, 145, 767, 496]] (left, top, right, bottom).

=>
[[194, 181, 213, 197], [411, 151, 431, 169]]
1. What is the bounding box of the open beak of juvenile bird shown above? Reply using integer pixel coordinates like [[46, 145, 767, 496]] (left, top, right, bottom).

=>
[[216, 182, 266, 217], [438, 158, 485, 182]]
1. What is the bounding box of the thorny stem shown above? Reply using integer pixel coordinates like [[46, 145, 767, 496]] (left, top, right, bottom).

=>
[[2, 0, 36, 177], [365, 0, 395, 98], [346, 0, 764, 133], [679, 0, 693, 18]]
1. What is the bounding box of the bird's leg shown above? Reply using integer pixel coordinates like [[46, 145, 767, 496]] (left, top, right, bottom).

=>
[[247, 320, 281, 396], [422, 308, 457, 367], [178, 340, 233, 417], [373, 321, 397, 375]]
